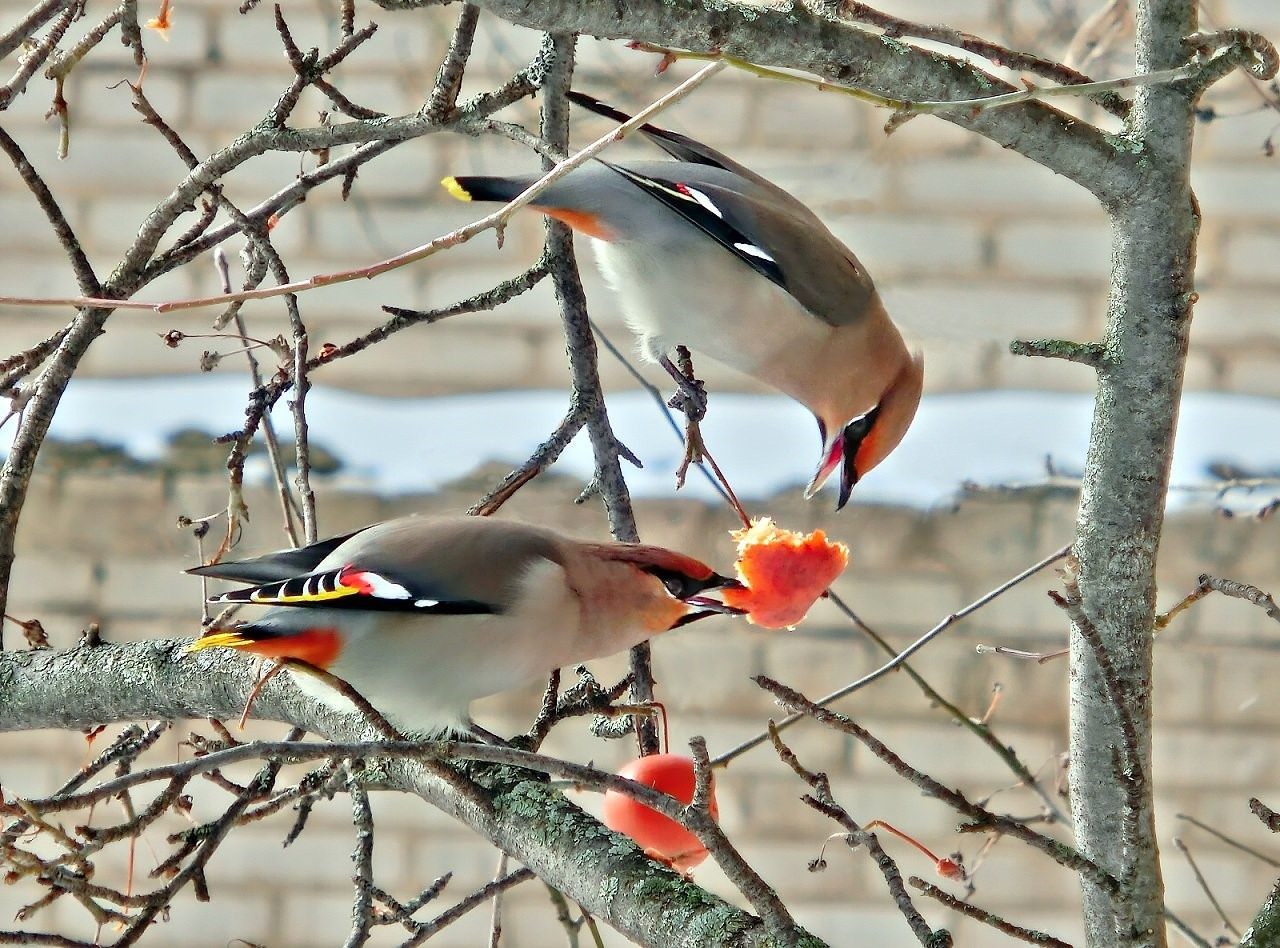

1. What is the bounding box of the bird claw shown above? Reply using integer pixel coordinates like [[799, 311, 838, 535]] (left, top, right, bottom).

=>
[[666, 376, 707, 422]]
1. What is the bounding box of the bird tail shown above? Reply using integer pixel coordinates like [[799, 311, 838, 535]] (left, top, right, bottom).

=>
[[188, 621, 343, 669], [441, 175, 531, 204], [186, 530, 360, 583]]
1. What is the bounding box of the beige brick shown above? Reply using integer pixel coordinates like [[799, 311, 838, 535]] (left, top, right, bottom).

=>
[[1198, 85, 1280, 157], [207, 8, 326, 69], [748, 85, 867, 153], [0, 253, 96, 300], [314, 198, 544, 271], [829, 212, 988, 277], [678, 710, 857, 778], [0, 194, 83, 251], [1222, 350, 1280, 397], [1195, 587, 1280, 645], [836, 569, 967, 633], [149, 889, 277, 948], [1224, 0, 1280, 36], [0, 744, 73, 796], [958, 567, 1074, 642], [201, 819, 409, 891], [797, 902, 951, 948], [70, 66, 188, 129], [1195, 163, 1280, 219], [649, 624, 764, 716], [1155, 727, 1280, 788], [306, 321, 539, 395], [996, 219, 1112, 281], [6, 551, 97, 613], [1163, 846, 1273, 919], [1190, 287, 1279, 346], [28, 127, 196, 197], [997, 346, 1107, 391], [899, 156, 1099, 213], [99, 4, 214, 64], [858, 718, 1061, 790], [1152, 645, 1214, 725], [887, 280, 1089, 343], [1209, 647, 1280, 726], [735, 148, 891, 210], [877, 112, 986, 156], [97, 554, 202, 616], [1221, 226, 1280, 284], [274, 887, 367, 948], [25, 473, 173, 556], [465, 15, 549, 79], [658, 82, 760, 153], [872, 0, 994, 32]]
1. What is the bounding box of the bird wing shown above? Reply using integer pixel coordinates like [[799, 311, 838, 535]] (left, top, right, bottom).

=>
[[205, 563, 497, 615], [201, 516, 569, 617], [187, 529, 364, 584], [568, 91, 768, 184], [602, 162, 877, 328]]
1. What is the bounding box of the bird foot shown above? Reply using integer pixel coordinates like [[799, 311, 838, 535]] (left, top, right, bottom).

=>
[[675, 420, 707, 490], [666, 376, 707, 423]]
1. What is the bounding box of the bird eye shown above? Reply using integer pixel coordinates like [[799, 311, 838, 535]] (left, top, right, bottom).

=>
[[661, 575, 687, 598]]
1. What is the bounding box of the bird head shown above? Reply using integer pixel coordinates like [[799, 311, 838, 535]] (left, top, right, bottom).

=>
[[640, 561, 745, 628], [587, 544, 744, 630], [805, 348, 924, 510]]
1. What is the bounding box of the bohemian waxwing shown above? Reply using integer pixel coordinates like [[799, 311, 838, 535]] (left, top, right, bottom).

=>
[[442, 91, 924, 509], [187, 515, 741, 734]]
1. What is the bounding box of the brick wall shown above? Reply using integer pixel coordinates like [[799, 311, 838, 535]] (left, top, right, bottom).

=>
[[3, 470, 1279, 946], [1, 1, 1278, 398], [3, 1, 1279, 945]]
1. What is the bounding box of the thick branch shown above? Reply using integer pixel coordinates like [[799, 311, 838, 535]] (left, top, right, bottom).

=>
[[0, 641, 825, 948], [380, 0, 1141, 203]]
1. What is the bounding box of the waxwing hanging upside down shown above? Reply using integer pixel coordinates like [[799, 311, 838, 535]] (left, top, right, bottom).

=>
[[187, 515, 742, 734], [441, 91, 924, 510]]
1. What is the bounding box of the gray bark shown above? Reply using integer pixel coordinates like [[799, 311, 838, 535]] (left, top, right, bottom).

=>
[[0, 640, 825, 948], [377, 0, 1140, 204], [1068, 2, 1198, 945]]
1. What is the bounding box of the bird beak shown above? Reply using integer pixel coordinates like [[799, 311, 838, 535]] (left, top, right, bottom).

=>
[[680, 571, 746, 617], [808, 409, 878, 511], [804, 432, 844, 502]]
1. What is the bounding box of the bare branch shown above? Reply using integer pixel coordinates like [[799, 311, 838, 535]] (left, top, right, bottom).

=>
[[909, 877, 1071, 948], [714, 543, 1071, 763], [0, 641, 824, 946], [1172, 837, 1239, 939], [1009, 338, 1106, 368], [755, 675, 1118, 895]]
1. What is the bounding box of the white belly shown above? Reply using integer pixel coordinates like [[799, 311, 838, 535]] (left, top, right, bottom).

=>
[[286, 560, 591, 736], [591, 236, 824, 377]]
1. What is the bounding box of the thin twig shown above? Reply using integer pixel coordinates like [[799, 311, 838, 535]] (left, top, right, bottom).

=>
[[768, 723, 950, 947], [1176, 812, 1280, 868], [425, 4, 479, 120], [0, 61, 728, 316], [628, 40, 1196, 118], [909, 877, 1072, 947], [1157, 573, 1280, 631], [756, 676, 1118, 895], [343, 774, 376, 948], [1172, 837, 1240, 938], [486, 851, 509, 948], [712, 543, 1072, 764], [401, 869, 535, 947], [839, 1, 1129, 116]]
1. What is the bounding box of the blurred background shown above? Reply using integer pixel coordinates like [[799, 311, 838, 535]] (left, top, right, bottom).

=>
[[1, 0, 1278, 944]]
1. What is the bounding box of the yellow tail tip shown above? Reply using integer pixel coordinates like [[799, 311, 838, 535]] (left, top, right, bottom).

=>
[[187, 631, 250, 654], [441, 176, 471, 201]]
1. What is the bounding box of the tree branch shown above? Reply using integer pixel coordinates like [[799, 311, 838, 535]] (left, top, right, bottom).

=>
[[377, 0, 1145, 203], [0, 641, 826, 948]]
